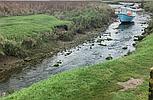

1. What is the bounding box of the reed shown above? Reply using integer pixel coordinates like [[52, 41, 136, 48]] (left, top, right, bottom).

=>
[[0, 1, 99, 16]]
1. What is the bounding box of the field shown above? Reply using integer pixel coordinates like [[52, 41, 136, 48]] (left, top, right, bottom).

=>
[[0, 14, 71, 41], [0, 14, 71, 58]]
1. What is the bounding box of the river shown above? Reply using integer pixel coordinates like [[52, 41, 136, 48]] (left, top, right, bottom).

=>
[[0, 4, 151, 95]]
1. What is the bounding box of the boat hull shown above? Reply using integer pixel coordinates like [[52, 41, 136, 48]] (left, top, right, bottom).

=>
[[118, 13, 135, 23]]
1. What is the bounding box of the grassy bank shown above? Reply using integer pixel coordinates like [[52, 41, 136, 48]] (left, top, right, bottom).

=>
[[0, 14, 71, 57], [1, 2, 153, 100], [0, 3, 114, 82], [2, 1, 153, 100], [0, 15, 70, 41], [2, 27, 153, 100], [0, 3, 113, 58]]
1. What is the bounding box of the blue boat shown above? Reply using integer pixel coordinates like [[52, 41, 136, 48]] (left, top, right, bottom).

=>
[[117, 7, 136, 23], [118, 13, 135, 23]]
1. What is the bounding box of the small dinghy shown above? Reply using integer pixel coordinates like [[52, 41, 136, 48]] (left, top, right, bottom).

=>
[[117, 7, 136, 23]]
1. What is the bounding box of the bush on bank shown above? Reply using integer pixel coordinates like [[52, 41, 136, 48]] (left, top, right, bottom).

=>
[[0, 34, 5, 56], [144, 1, 153, 13], [144, 1, 153, 33], [61, 3, 114, 33]]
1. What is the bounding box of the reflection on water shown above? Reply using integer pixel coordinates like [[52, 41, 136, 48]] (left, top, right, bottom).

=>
[[118, 22, 135, 30]]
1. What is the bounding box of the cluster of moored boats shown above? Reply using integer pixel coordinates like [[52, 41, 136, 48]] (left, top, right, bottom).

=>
[[116, 2, 143, 23]]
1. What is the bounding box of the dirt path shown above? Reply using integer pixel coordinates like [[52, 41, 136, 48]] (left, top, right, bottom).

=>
[[117, 78, 144, 91]]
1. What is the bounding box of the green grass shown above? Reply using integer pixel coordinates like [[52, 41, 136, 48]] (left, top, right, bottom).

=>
[[2, 31, 153, 100], [0, 14, 71, 41], [0, 14, 71, 57], [0, 4, 113, 58]]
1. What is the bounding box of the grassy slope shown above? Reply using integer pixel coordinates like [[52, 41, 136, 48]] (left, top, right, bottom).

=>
[[0, 14, 70, 41], [1, 2, 153, 100], [2, 31, 153, 99], [0, 3, 113, 58], [0, 14, 71, 57]]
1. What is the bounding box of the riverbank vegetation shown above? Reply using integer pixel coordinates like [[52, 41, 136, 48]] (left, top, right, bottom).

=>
[[0, 1, 87, 16], [2, 19, 153, 100], [144, 1, 153, 13], [2, 1, 153, 100], [0, 3, 113, 58], [0, 15, 71, 57], [144, 1, 153, 34], [0, 2, 114, 82]]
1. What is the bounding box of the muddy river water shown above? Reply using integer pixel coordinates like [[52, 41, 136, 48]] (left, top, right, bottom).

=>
[[0, 4, 151, 94]]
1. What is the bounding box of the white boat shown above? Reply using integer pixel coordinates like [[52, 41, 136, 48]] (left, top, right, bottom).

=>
[[119, 2, 134, 6], [130, 3, 143, 12]]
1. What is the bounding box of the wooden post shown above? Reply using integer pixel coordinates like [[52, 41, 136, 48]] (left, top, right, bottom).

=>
[[149, 68, 153, 100]]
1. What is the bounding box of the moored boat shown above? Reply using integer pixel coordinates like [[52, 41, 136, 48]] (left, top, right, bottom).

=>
[[117, 7, 136, 23], [119, 2, 134, 7], [130, 3, 143, 12]]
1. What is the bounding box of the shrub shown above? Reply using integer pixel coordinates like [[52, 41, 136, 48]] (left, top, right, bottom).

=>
[[144, 2, 153, 33], [3, 40, 27, 58], [147, 18, 153, 33], [56, 31, 74, 41], [41, 31, 58, 42], [22, 37, 37, 49], [0, 34, 4, 45], [144, 2, 153, 13], [63, 3, 114, 32], [0, 34, 5, 56]]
